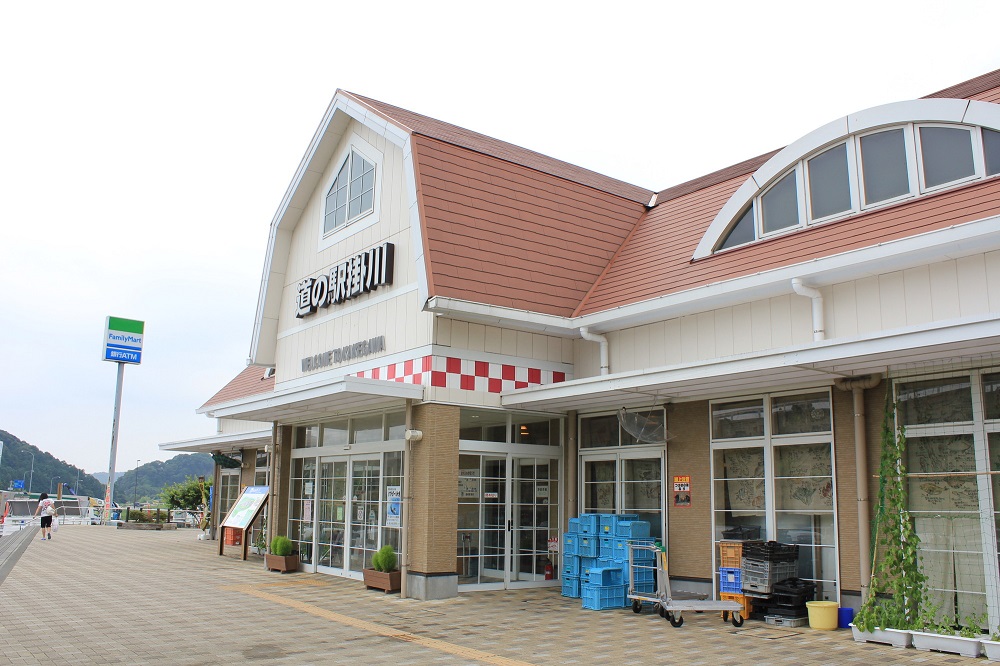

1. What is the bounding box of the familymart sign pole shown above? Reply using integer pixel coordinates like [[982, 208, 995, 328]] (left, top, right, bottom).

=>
[[101, 317, 144, 522]]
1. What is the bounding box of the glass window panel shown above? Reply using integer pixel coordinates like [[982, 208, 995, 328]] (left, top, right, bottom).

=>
[[351, 414, 384, 444], [896, 376, 973, 425], [712, 447, 766, 541], [807, 143, 852, 219], [360, 190, 373, 214], [861, 128, 910, 204], [333, 206, 346, 229], [255, 450, 268, 469], [295, 425, 320, 449], [361, 169, 374, 192], [761, 170, 800, 233], [348, 195, 362, 218], [512, 413, 559, 445], [920, 126, 975, 188], [349, 173, 363, 199], [460, 408, 507, 442], [582, 460, 616, 514], [983, 373, 1000, 420], [321, 420, 348, 448], [771, 392, 831, 434], [386, 411, 406, 440], [580, 413, 619, 448], [776, 513, 835, 546], [336, 184, 348, 208], [711, 400, 764, 439], [984, 128, 1000, 176], [718, 204, 755, 250]]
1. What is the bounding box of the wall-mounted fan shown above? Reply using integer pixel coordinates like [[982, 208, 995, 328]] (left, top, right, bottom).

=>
[[617, 407, 674, 444]]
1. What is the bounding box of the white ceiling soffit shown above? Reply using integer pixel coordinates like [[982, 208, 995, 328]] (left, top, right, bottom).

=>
[[693, 99, 1000, 260], [501, 316, 1000, 412], [157, 429, 273, 454], [202, 376, 423, 425]]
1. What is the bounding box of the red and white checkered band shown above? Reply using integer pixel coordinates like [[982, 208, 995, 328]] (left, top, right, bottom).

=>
[[354, 356, 569, 393]]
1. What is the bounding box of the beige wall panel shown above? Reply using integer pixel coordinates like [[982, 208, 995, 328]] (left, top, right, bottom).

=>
[[789, 294, 813, 346], [665, 319, 682, 364], [532, 333, 551, 362], [854, 276, 882, 336], [547, 336, 562, 364], [484, 325, 501, 353], [714, 309, 734, 358], [516, 331, 533, 358], [648, 321, 667, 366], [830, 282, 858, 339], [769, 294, 793, 348], [561, 338, 574, 365], [879, 272, 907, 330], [750, 300, 772, 351], [437, 317, 452, 347], [732, 304, 753, 354], [633, 326, 651, 370], [696, 311, 716, 360], [614, 328, 636, 371], [468, 324, 486, 352], [450, 320, 470, 350], [929, 261, 961, 321], [680, 315, 698, 363], [220, 419, 270, 435], [665, 401, 712, 580], [501, 329, 517, 356], [956, 255, 989, 316], [987, 251, 1000, 311], [574, 338, 600, 379], [903, 266, 933, 326]]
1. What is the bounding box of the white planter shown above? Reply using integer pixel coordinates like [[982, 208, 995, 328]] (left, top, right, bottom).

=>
[[849, 623, 912, 648], [982, 639, 1000, 661], [911, 630, 982, 657]]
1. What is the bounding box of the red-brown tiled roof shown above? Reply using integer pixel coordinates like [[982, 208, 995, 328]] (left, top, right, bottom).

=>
[[201, 366, 275, 410], [655, 150, 780, 204], [923, 67, 1000, 101], [345, 92, 654, 205]]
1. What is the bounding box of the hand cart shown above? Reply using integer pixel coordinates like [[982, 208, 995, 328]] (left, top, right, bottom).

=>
[[627, 541, 745, 627]]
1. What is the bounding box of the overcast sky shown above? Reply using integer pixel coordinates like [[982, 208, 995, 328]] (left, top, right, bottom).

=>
[[1, 1, 998, 476]]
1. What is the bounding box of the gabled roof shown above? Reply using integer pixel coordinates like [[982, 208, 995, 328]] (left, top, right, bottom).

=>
[[201, 365, 275, 410]]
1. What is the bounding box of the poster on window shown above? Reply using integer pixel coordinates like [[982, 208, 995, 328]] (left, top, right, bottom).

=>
[[673, 475, 691, 507], [386, 485, 401, 527]]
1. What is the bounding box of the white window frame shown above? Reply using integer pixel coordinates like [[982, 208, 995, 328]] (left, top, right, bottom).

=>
[[318, 134, 384, 252], [914, 123, 984, 195], [803, 140, 860, 226], [758, 167, 807, 239], [856, 124, 919, 210]]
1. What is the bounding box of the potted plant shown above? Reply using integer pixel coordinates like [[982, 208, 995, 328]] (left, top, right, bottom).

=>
[[363, 545, 401, 593], [911, 608, 984, 658], [264, 535, 299, 573], [850, 394, 922, 649]]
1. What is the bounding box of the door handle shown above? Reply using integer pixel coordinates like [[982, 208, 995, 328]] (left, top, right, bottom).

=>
[[507, 519, 512, 532]]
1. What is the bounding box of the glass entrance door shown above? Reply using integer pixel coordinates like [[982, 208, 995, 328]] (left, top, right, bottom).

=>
[[458, 453, 560, 589], [582, 453, 665, 541], [312, 455, 381, 577]]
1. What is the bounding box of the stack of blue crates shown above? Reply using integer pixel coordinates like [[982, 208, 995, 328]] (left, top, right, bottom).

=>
[[562, 512, 656, 610]]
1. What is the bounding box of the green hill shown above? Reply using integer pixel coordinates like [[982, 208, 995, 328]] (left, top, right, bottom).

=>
[[0, 429, 212, 505]]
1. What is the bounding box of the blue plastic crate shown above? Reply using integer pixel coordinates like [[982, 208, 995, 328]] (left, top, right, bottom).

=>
[[599, 537, 615, 559], [615, 520, 651, 538], [581, 583, 627, 610], [599, 514, 617, 535], [561, 576, 581, 598], [578, 514, 599, 534], [562, 554, 580, 578], [578, 535, 599, 558], [633, 580, 656, 595], [612, 538, 629, 561], [719, 567, 742, 594], [568, 517, 582, 534], [563, 532, 579, 556], [630, 567, 655, 584], [629, 539, 658, 561], [587, 567, 623, 586], [579, 557, 596, 578]]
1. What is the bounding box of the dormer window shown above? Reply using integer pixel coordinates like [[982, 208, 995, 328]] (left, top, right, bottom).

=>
[[713, 122, 1000, 254], [324, 150, 375, 235]]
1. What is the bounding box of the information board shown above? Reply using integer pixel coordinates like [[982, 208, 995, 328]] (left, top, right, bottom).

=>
[[221, 485, 269, 529]]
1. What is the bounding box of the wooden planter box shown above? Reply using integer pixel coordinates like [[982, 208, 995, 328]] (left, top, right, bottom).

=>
[[363, 568, 401, 593], [264, 554, 299, 573]]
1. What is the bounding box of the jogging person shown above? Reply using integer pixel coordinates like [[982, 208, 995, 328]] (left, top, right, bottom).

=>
[[33, 492, 56, 540]]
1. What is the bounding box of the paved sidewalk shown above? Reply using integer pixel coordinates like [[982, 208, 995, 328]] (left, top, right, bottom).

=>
[[0, 525, 973, 665]]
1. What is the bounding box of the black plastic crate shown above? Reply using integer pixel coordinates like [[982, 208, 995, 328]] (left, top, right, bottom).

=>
[[771, 577, 816, 597], [721, 526, 761, 540], [762, 602, 808, 617], [770, 592, 811, 607], [742, 540, 798, 562]]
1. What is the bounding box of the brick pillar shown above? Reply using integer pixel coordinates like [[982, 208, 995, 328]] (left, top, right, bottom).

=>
[[273, 425, 293, 542], [407, 403, 459, 598]]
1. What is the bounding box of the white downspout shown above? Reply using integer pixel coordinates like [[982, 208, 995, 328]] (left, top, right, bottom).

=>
[[579, 327, 609, 375], [401, 398, 412, 599], [834, 373, 882, 603], [791, 278, 825, 341]]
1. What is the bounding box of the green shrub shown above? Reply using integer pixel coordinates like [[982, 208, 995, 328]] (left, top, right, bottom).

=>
[[270, 535, 294, 556], [372, 545, 397, 572]]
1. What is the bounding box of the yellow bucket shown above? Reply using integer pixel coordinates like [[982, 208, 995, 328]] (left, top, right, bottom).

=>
[[806, 601, 839, 630]]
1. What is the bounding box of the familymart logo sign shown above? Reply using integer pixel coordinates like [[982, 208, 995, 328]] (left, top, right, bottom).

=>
[[102, 317, 144, 364]]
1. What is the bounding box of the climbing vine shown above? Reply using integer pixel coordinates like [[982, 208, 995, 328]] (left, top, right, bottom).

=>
[[853, 387, 925, 632]]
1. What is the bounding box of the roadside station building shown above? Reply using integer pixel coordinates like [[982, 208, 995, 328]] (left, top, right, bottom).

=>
[[162, 68, 1000, 620]]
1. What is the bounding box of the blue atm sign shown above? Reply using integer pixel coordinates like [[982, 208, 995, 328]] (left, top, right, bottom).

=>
[[103, 317, 144, 364]]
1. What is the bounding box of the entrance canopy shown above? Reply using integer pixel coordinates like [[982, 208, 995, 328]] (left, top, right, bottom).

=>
[[502, 317, 1000, 412], [199, 375, 423, 424]]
